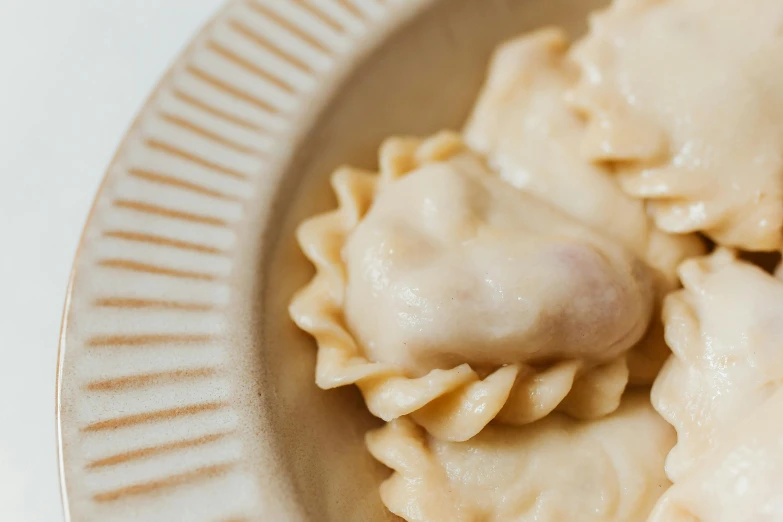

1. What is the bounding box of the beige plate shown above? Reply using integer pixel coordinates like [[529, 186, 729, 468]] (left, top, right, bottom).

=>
[[56, 0, 605, 520]]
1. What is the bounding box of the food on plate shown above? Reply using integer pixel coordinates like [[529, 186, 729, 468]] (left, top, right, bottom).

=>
[[366, 391, 673, 522], [464, 26, 704, 383], [652, 249, 783, 481], [291, 132, 653, 441], [648, 250, 783, 521], [344, 135, 651, 375], [569, 0, 783, 250], [464, 27, 702, 286], [287, 0, 783, 518], [648, 388, 783, 522]]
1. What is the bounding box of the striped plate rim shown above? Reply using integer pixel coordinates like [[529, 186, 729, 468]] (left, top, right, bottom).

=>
[[55, 1, 430, 520]]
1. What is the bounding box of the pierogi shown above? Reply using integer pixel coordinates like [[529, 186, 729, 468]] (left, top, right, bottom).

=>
[[289, 0, 783, 519], [653, 249, 783, 481], [464, 27, 704, 383], [292, 133, 653, 442], [648, 388, 783, 522], [569, 0, 783, 250], [465, 27, 702, 286], [366, 392, 673, 522]]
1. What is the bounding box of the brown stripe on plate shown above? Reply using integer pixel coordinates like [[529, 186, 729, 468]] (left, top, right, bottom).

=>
[[102, 230, 228, 255], [244, 1, 335, 51], [145, 138, 251, 180], [228, 19, 314, 73], [113, 200, 231, 227], [96, 259, 218, 281], [206, 41, 298, 94], [84, 367, 219, 392], [296, 0, 349, 31], [82, 401, 228, 432], [128, 168, 244, 201], [94, 297, 216, 311], [333, 0, 364, 19], [171, 89, 268, 133], [157, 113, 265, 155], [85, 431, 232, 469], [92, 462, 237, 502], [186, 65, 282, 115], [84, 333, 215, 348]]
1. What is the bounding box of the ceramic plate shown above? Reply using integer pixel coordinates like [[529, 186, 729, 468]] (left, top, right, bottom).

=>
[[57, 0, 604, 520]]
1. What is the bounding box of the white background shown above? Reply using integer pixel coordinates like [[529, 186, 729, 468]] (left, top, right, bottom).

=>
[[0, 1, 224, 520]]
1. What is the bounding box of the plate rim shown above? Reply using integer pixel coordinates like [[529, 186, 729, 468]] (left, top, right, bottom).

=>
[[54, 1, 431, 520], [55, 8, 231, 520]]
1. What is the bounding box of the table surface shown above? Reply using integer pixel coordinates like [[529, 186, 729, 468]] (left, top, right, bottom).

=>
[[0, 1, 224, 520]]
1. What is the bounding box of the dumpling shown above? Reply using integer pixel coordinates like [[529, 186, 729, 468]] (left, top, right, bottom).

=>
[[648, 388, 783, 522], [291, 132, 654, 441], [569, 0, 783, 250], [366, 391, 674, 522], [465, 27, 702, 284], [345, 137, 652, 374], [463, 27, 704, 382], [652, 248, 783, 480]]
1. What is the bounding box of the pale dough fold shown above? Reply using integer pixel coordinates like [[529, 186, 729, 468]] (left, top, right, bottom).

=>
[[569, 0, 783, 250], [465, 27, 702, 285], [291, 132, 654, 441], [648, 388, 783, 522], [652, 248, 783, 481], [345, 139, 653, 373], [366, 391, 674, 522], [464, 27, 704, 384]]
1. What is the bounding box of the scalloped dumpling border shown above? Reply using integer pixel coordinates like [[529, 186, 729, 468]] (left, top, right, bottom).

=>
[[290, 131, 630, 441]]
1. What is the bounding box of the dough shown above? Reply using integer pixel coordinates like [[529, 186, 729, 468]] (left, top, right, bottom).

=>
[[290, 2, 783, 517], [465, 27, 703, 285], [652, 248, 783, 480], [648, 388, 783, 522], [464, 27, 704, 384], [367, 391, 674, 522], [569, 0, 783, 250], [291, 132, 653, 441], [344, 137, 653, 374]]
